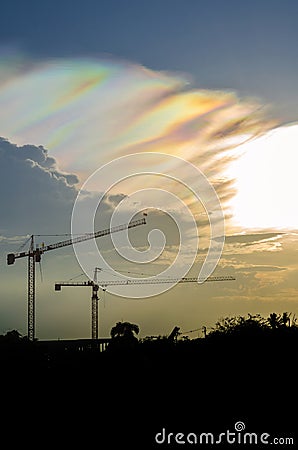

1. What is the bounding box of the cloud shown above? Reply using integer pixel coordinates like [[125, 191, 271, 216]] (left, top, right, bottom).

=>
[[0, 135, 209, 280], [0, 137, 79, 235], [0, 137, 134, 243], [223, 232, 284, 245], [0, 136, 79, 183], [215, 231, 285, 256], [220, 260, 286, 273], [0, 234, 31, 244], [0, 55, 276, 220]]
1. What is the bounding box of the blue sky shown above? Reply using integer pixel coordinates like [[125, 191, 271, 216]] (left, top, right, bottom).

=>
[[1, 0, 298, 121], [0, 0, 298, 339]]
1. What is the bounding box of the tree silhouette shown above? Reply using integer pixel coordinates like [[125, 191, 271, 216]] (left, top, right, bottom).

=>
[[267, 312, 293, 329], [1, 329, 23, 342], [209, 313, 267, 338], [110, 321, 139, 339], [107, 321, 140, 356], [267, 312, 280, 329], [281, 311, 291, 327]]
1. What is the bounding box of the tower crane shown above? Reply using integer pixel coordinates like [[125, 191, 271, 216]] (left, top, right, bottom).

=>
[[54, 274, 235, 339], [6, 217, 146, 341], [55, 267, 103, 339]]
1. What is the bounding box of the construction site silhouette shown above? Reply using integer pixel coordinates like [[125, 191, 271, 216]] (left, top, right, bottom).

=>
[[1, 313, 297, 448]]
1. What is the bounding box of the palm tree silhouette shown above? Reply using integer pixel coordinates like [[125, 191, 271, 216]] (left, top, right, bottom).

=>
[[110, 321, 140, 339], [108, 321, 140, 355]]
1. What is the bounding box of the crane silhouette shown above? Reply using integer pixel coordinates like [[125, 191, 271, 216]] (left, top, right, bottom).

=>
[[7, 217, 146, 340], [55, 272, 235, 339]]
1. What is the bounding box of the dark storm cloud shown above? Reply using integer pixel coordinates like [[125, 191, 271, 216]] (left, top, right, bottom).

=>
[[0, 137, 79, 184], [0, 137, 79, 234]]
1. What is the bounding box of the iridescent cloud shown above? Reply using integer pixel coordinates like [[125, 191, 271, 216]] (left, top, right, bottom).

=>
[[0, 54, 276, 228]]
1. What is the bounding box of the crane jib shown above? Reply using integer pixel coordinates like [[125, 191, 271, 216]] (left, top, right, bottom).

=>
[[97, 276, 236, 287], [6, 217, 146, 264], [54, 276, 235, 290]]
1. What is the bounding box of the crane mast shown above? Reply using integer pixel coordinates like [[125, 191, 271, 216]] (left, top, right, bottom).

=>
[[54, 274, 235, 339], [92, 267, 101, 340], [7, 217, 146, 341], [28, 236, 35, 341], [91, 284, 99, 340]]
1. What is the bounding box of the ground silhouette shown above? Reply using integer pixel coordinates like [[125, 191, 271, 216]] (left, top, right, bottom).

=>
[[1, 313, 297, 448]]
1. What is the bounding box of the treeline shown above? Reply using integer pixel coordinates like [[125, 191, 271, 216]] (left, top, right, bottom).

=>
[[1, 312, 297, 446], [105, 312, 298, 374], [1, 311, 298, 380], [2, 311, 294, 374], [1, 311, 298, 356]]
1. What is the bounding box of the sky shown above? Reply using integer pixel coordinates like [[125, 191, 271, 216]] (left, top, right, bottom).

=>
[[0, 0, 297, 340]]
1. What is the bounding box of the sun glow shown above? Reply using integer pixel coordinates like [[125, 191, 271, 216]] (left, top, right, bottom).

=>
[[227, 124, 298, 230]]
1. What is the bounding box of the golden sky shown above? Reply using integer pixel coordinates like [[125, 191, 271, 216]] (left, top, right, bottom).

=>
[[0, 56, 297, 339]]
